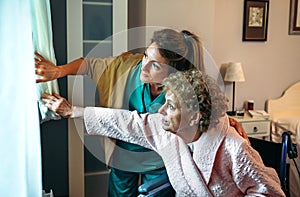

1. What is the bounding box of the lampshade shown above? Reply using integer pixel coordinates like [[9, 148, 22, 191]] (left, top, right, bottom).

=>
[[224, 62, 245, 82]]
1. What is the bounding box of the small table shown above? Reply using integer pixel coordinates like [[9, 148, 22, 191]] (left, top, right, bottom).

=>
[[230, 112, 270, 140]]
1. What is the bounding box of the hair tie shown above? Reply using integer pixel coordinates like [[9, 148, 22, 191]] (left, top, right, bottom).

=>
[[182, 32, 190, 42]]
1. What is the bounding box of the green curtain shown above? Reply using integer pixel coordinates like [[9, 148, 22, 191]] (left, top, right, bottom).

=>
[[31, 0, 60, 123]]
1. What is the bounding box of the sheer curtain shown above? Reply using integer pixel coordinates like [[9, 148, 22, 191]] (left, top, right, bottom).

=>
[[31, 0, 60, 123], [0, 0, 51, 196]]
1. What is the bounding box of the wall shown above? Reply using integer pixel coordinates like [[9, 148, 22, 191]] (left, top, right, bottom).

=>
[[213, 0, 300, 110], [146, 0, 300, 110], [146, 0, 215, 50]]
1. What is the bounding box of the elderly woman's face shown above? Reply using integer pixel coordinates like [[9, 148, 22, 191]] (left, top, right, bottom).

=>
[[140, 42, 170, 84], [158, 91, 192, 134]]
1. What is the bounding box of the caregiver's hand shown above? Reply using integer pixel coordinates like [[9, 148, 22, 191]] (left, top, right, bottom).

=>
[[35, 52, 61, 83], [41, 93, 84, 118], [229, 117, 251, 145]]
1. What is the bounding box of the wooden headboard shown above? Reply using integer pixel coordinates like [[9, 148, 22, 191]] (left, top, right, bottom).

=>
[[266, 81, 300, 119]]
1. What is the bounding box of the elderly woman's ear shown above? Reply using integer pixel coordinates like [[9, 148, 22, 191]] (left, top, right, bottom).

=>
[[189, 113, 201, 127]]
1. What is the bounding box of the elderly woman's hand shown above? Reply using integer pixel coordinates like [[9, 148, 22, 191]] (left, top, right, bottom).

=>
[[229, 117, 251, 145], [35, 52, 62, 83], [41, 93, 74, 118]]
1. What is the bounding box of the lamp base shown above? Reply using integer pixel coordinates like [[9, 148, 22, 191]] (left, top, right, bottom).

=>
[[226, 111, 236, 116]]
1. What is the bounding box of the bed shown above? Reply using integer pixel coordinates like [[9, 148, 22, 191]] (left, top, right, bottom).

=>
[[266, 81, 300, 197]]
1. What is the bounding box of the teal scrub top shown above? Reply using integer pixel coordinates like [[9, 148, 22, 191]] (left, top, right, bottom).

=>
[[126, 62, 165, 114], [112, 62, 166, 172]]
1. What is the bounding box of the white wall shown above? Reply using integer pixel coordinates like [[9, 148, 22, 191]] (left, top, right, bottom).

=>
[[146, 0, 215, 50], [146, 0, 300, 111]]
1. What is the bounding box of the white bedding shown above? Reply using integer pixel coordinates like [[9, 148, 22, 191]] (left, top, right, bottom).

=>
[[271, 112, 300, 145], [266, 82, 300, 197]]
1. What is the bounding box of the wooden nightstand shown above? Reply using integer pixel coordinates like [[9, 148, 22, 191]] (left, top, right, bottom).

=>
[[230, 112, 270, 140]]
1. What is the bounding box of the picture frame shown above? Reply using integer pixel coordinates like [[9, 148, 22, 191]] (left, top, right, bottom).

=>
[[242, 0, 269, 41], [289, 0, 300, 35]]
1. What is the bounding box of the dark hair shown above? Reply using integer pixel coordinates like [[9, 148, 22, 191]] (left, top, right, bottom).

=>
[[151, 29, 205, 72]]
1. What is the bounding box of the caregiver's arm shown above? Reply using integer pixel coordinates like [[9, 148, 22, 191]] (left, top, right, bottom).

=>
[[35, 52, 115, 84], [35, 52, 86, 83]]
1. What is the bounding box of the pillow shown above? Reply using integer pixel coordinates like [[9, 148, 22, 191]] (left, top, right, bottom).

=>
[[274, 115, 300, 144]]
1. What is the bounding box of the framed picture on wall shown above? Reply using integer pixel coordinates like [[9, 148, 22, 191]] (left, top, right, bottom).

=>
[[289, 0, 300, 34], [242, 0, 269, 41]]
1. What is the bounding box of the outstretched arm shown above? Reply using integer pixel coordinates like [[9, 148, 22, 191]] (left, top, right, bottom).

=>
[[35, 52, 86, 83], [41, 93, 84, 118], [41, 93, 213, 195], [41, 93, 156, 149], [83, 107, 213, 196]]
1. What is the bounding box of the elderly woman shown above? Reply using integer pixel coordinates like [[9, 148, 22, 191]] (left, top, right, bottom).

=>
[[42, 69, 284, 196]]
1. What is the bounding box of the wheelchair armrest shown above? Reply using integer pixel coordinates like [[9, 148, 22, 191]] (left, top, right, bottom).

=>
[[138, 173, 170, 194]]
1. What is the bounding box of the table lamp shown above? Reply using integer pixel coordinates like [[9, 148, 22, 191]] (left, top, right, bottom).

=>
[[224, 62, 245, 116]]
